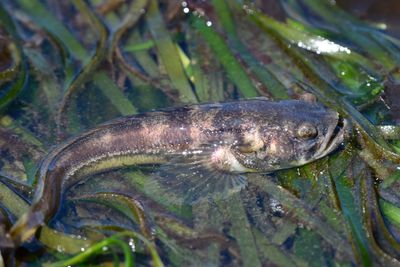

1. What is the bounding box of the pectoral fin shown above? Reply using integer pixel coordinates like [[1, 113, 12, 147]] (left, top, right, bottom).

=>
[[144, 149, 247, 204]]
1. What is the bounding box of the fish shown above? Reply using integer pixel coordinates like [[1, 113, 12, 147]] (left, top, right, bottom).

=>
[[9, 98, 349, 244]]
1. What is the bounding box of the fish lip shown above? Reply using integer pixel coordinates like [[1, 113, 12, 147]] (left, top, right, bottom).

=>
[[314, 114, 349, 159]]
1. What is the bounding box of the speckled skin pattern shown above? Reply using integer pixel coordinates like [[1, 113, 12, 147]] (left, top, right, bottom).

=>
[[10, 99, 348, 244]]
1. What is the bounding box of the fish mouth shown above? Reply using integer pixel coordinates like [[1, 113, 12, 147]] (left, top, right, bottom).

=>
[[314, 114, 349, 159]]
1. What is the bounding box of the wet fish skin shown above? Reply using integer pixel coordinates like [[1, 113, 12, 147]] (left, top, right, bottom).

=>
[[9, 98, 348, 245]]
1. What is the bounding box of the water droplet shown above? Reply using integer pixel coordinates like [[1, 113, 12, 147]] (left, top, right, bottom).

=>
[[129, 238, 136, 252], [57, 245, 65, 253]]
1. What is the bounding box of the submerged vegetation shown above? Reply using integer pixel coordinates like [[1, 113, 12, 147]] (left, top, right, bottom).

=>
[[0, 0, 399, 266]]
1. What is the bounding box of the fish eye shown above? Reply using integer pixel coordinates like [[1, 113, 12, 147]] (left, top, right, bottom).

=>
[[297, 123, 318, 139]]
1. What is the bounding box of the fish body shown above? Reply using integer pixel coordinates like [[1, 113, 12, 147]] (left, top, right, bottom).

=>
[[10, 98, 349, 244]]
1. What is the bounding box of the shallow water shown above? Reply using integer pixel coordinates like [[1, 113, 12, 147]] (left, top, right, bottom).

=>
[[0, 0, 399, 266]]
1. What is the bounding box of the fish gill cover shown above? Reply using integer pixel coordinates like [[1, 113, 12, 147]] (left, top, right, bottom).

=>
[[0, 0, 399, 266]]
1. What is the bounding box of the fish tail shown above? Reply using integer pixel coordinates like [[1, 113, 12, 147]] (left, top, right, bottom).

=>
[[9, 209, 45, 246]]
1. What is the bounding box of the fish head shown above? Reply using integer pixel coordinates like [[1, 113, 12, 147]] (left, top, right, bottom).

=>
[[250, 100, 350, 171]]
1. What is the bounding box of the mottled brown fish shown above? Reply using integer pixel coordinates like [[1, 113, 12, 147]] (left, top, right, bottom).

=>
[[10, 98, 349, 244]]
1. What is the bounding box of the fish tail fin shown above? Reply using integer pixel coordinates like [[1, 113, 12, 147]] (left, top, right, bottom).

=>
[[9, 210, 44, 246]]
